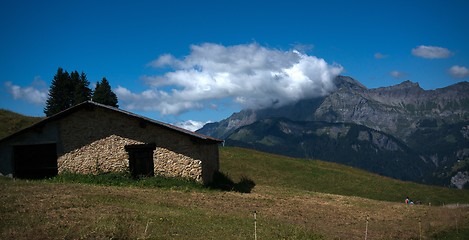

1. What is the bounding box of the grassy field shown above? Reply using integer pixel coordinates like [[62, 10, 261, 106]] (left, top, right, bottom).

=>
[[0, 109, 43, 139], [220, 147, 469, 205], [1, 147, 469, 239]]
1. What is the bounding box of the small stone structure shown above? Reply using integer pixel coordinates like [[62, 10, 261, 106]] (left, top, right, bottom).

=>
[[0, 101, 222, 184]]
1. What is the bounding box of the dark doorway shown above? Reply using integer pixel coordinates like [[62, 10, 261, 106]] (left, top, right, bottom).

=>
[[13, 143, 58, 179], [125, 143, 156, 178]]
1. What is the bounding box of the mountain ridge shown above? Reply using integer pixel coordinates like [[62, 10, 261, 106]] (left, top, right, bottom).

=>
[[200, 76, 469, 140], [198, 76, 469, 187]]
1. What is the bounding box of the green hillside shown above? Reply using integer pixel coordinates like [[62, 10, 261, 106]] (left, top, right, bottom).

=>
[[220, 147, 469, 205], [225, 118, 428, 183], [0, 109, 43, 139]]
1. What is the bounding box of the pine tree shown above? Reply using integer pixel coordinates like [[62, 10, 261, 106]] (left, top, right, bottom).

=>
[[92, 77, 118, 108], [44, 68, 73, 116], [44, 68, 93, 116], [72, 71, 92, 105]]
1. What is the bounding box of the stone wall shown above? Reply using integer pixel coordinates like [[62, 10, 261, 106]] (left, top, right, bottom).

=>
[[56, 106, 217, 183], [154, 148, 202, 182], [58, 134, 204, 182], [58, 135, 142, 175]]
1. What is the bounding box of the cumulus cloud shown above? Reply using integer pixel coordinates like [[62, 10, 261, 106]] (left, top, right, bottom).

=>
[[390, 70, 406, 79], [411, 45, 452, 59], [174, 120, 212, 132], [448, 65, 469, 78], [4, 78, 48, 105], [120, 43, 343, 115]]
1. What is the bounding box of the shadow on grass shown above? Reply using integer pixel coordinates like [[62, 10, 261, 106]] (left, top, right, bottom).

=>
[[208, 171, 256, 193], [44, 172, 255, 193], [45, 172, 204, 191]]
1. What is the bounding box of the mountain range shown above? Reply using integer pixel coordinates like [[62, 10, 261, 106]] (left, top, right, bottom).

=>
[[198, 76, 469, 188]]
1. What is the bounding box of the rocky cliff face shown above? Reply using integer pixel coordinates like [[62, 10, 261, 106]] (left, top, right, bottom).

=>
[[198, 76, 469, 186], [200, 76, 469, 140], [313, 77, 469, 141]]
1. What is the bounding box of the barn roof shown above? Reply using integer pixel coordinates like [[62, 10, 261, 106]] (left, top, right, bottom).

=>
[[0, 101, 223, 144]]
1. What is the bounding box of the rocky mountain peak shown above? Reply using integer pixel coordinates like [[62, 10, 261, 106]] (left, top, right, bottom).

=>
[[333, 75, 367, 91], [396, 80, 421, 89], [199, 77, 469, 140], [197, 76, 469, 186], [370, 80, 423, 94]]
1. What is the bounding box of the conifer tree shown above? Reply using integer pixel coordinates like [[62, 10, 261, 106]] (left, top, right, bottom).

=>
[[44, 68, 73, 116], [44, 68, 93, 116], [72, 71, 92, 105], [92, 77, 118, 108]]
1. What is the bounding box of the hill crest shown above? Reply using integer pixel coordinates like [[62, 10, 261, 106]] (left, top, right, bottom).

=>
[[0, 109, 43, 139]]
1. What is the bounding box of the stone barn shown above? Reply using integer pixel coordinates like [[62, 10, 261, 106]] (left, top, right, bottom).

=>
[[0, 101, 223, 184]]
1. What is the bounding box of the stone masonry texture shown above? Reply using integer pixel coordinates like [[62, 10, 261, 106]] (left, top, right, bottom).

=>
[[56, 106, 219, 184]]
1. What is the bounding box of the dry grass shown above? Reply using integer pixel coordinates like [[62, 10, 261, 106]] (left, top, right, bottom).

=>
[[1, 178, 468, 239], [2, 146, 469, 239]]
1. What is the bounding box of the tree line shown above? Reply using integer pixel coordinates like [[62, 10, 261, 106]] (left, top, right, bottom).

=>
[[44, 67, 118, 116]]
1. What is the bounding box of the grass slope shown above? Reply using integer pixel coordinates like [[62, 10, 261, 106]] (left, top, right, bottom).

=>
[[0, 109, 43, 139], [220, 147, 469, 205], [1, 148, 469, 239]]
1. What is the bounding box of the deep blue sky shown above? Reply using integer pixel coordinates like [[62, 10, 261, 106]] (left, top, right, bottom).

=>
[[1, 0, 468, 130]]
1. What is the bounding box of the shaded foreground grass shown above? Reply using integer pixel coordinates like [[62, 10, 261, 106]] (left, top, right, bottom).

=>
[[48, 171, 255, 193], [0, 177, 319, 239], [1, 177, 468, 239], [1, 147, 469, 239]]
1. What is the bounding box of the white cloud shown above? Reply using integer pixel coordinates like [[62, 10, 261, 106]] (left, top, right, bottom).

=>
[[390, 70, 406, 79], [174, 120, 212, 132], [374, 52, 387, 59], [411, 45, 452, 59], [4, 79, 48, 105], [448, 65, 469, 78], [119, 43, 343, 115]]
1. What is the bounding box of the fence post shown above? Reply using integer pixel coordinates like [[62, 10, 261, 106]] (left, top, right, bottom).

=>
[[419, 217, 422, 240], [365, 215, 369, 240], [456, 203, 459, 235], [254, 210, 257, 240]]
